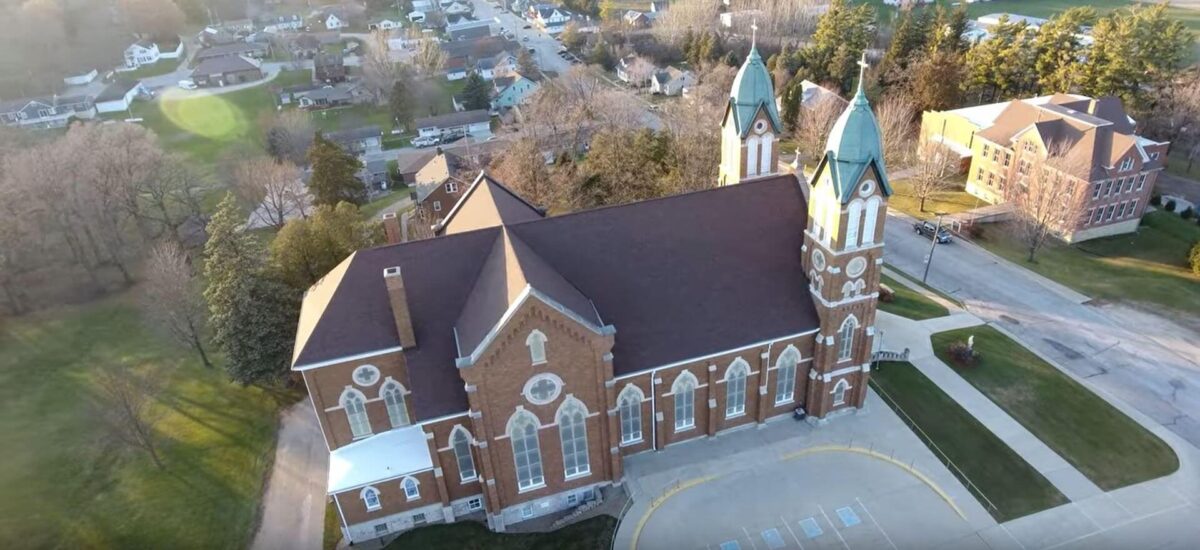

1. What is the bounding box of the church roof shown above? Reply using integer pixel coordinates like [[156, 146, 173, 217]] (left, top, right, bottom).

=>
[[292, 174, 819, 421], [435, 172, 545, 235], [727, 46, 782, 137], [822, 58, 892, 202]]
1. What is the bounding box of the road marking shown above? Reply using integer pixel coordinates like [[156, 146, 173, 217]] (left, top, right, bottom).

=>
[[855, 498, 897, 550], [742, 526, 760, 550], [835, 506, 862, 528], [629, 474, 718, 550], [781, 515, 806, 550], [719, 541, 741, 550], [818, 505, 850, 550], [799, 517, 823, 539], [761, 528, 786, 549], [1044, 502, 1191, 550], [998, 522, 1027, 550]]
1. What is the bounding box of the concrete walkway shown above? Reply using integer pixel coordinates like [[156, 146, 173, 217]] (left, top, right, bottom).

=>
[[252, 399, 330, 550]]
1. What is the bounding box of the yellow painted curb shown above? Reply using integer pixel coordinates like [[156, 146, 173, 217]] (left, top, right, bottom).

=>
[[782, 445, 967, 520], [628, 474, 717, 550]]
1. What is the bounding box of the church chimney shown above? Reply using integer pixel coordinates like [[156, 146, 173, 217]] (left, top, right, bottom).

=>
[[384, 266, 416, 348], [381, 212, 402, 244]]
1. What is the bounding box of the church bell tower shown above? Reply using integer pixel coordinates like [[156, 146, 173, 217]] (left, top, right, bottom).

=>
[[802, 54, 892, 420], [719, 26, 782, 186]]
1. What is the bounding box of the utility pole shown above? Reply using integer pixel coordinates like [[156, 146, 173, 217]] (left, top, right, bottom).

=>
[[922, 212, 947, 284]]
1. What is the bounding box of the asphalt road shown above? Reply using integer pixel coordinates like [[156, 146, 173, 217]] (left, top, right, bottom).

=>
[[882, 212, 1200, 451]]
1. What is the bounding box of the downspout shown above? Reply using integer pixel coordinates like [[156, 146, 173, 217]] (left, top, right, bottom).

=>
[[649, 366, 659, 451]]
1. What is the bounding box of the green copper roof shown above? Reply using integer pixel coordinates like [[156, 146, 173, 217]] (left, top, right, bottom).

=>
[[728, 46, 782, 137], [822, 58, 892, 202]]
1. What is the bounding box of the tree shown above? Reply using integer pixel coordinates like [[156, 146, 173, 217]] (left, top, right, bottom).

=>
[[491, 138, 555, 208], [389, 80, 414, 129], [599, 0, 617, 21], [203, 195, 299, 384], [264, 110, 315, 165], [118, 0, 186, 37], [307, 133, 366, 207], [461, 72, 492, 110], [270, 202, 380, 290], [908, 143, 957, 212], [1146, 71, 1200, 171], [926, 5, 969, 56], [140, 158, 205, 251], [413, 37, 447, 76], [786, 0, 875, 93], [1080, 5, 1193, 112], [875, 93, 917, 171], [362, 30, 403, 102], [879, 6, 930, 88], [589, 41, 614, 70], [1189, 242, 1200, 275], [92, 367, 166, 468], [793, 91, 844, 166], [233, 157, 308, 229], [1007, 144, 1089, 262], [517, 48, 539, 77], [906, 50, 965, 113], [1033, 7, 1096, 94], [142, 241, 212, 368], [560, 21, 585, 50], [623, 56, 656, 88], [963, 16, 1036, 103]]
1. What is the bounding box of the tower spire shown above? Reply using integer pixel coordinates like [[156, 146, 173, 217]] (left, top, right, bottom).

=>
[[751, 19, 758, 50], [855, 51, 869, 99]]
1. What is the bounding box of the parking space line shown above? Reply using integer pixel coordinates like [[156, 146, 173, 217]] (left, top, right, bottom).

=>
[[999, 522, 1027, 550], [818, 505, 850, 550], [1074, 501, 1103, 531], [854, 498, 897, 550], [742, 526, 760, 550], [781, 515, 806, 550]]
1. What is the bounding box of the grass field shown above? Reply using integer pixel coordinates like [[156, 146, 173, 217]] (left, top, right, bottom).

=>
[[870, 361, 1066, 521], [930, 326, 1178, 490], [975, 210, 1200, 314], [121, 59, 185, 80], [879, 273, 949, 320], [0, 295, 290, 548], [887, 179, 979, 221], [386, 515, 617, 550]]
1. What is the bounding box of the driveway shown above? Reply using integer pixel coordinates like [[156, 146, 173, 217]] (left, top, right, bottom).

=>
[[252, 399, 330, 550], [880, 212, 1200, 450]]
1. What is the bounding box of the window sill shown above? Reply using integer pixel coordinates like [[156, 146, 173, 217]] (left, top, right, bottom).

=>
[[726, 410, 745, 419], [564, 469, 591, 481], [517, 482, 546, 494], [619, 437, 643, 447], [405, 495, 419, 501], [460, 475, 479, 484], [365, 505, 382, 512], [674, 424, 695, 433], [775, 398, 794, 406]]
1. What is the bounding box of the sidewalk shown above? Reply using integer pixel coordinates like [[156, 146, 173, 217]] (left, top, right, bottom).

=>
[[252, 400, 330, 550]]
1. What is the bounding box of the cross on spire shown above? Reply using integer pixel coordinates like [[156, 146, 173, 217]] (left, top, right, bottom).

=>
[[855, 51, 869, 95]]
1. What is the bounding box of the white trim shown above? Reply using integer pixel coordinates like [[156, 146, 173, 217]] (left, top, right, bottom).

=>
[[360, 485, 383, 511], [400, 476, 421, 500], [458, 286, 610, 368], [614, 329, 818, 380], [302, 374, 334, 452], [332, 466, 437, 495], [293, 346, 405, 371], [803, 231, 886, 256]]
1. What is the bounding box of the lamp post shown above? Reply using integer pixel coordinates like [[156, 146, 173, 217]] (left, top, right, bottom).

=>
[[921, 212, 948, 284]]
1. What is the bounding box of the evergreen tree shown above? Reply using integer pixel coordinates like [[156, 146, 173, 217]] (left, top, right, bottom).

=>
[[908, 50, 966, 112], [461, 72, 492, 110], [880, 7, 930, 88], [307, 133, 366, 207], [927, 5, 969, 55], [589, 40, 614, 69], [787, 0, 875, 93], [963, 16, 1036, 103], [1080, 5, 1193, 111], [389, 80, 413, 129], [203, 194, 298, 385], [270, 202, 380, 290], [517, 48, 539, 77], [599, 0, 617, 21], [1033, 7, 1096, 94]]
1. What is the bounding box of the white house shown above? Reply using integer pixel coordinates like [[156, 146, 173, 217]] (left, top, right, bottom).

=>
[[650, 67, 694, 96], [95, 79, 147, 113], [63, 68, 99, 86], [528, 4, 571, 34], [261, 15, 304, 33], [325, 13, 347, 30], [414, 109, 492, 139], [369, 18, 403, 30], [123, 38, 184, 69], [445, 1, 472, 16], [407, 11, 426, 23]]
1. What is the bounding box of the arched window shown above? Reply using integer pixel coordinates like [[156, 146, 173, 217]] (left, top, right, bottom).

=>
[[508, 410, 544, 490], [862, 197, 881, 245], [557, 399, 590, 478], [451, 426, 477, 481], [617, 385, 643, 444], [725, 358, 749, 417], [746, 136, 761, 177], [526, 329, 548, 365], [380, 380, 409, 428], [341, 388, 371, 438], [360, 486, 382, 511], [775, 346, 800, 405], [759, 132, 774, 174], [401, 477, 420, 500], [845, 200, 863, 248], [842, 281, 856, 300], [672, 371, 697, 431], [837, 316, 858, 362], [833, 379, 851, 405]]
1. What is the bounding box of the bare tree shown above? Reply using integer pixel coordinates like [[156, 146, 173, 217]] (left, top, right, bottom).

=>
[[362, 30, 403, 102], [794, 94, 843, 166], [1007, 143, 1090, 262], [142, 241, 212, 368], [233, 158, 308, 229], [263, 110, 315, 165], [490, 138, 557, 209], [875, 93, 917, 171], [118, 0, 186, 38], [140, 157, 206, 249], [413, 37, 447, 77], [653, 0, 721, 42], [624, 56, 656, 88], [92, 367, 166, 469], [908, 143, 957, 212]]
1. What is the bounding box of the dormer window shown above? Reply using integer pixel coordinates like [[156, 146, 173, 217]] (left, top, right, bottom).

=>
[[446, 180, 458, 193], [1120, 157, 1134, 172], [526, 329, 548, 365]]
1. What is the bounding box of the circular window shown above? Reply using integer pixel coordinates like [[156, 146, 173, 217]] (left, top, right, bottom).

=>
[[858, 180, 875, 197], [522, 373, 563, 405], [812, 250, 826, 272], [754, 119, 767, 134], [846, 257, 867, 278], [352, 365, 381, 387]]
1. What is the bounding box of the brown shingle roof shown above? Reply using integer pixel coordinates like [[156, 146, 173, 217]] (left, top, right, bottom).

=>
[[293, 174, 819, 420], [437, 173, 544, 235]]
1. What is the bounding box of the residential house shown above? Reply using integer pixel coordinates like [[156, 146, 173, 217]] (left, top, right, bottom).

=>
[[323, 13, 348, 30], [296, 83, 367, 110], [259, 14, 305, 32], [326, 126, 384, 156], [368, 18, 404, 31], [441, 37, 519, 81], [359, 159, 391, 192], [288, 34, 324, 59], [314, 53, 348, 83], [616, 55, 655, 87], [200, 27, 244, 47], [491, 74, 539, 109], [445, 1, 473, 16], [123, 37, 184, 69], [527, 4, 572, 34], [414, 110, 492, 139], [214, 18, 255, 33], [410, 148, 495, 226], [191, 56, 264, 87], [95, 78, 148, 113], [293, 48, 888, 543], [63, 68, 99, 86], [447, 19, 493, 41], [920, 93, 1167, 242], [0, 95, 96, 128], [623, 10, 650, 28], [649, 67, 694, 96], [194, 42, 272, 62]]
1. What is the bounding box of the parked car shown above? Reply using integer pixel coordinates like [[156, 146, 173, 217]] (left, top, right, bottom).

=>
[[522, 24, 531, 29], [913, 221, 952, 243], [411, 135, 439, 148], [178, 79, 197, 90], [522, 36, 530, 42]]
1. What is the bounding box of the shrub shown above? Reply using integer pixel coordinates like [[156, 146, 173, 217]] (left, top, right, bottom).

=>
[[1190, 242, 1200, 275], [1165, 199, 1177, 212], [1182, 207, 1195, 220], [879, 283, 896, 303], [947, 341, 980, 366], [964, 222, 985, 239], [1150, 194, 1162, 206]]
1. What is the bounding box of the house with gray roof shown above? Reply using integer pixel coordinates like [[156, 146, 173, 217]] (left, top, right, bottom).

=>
[[191, 55, 264, 87], [0, 94, 95, 128]]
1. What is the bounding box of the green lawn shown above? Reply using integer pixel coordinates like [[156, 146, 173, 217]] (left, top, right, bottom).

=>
[[930, 326, 1178, 490], [888, 179, 979, 221], [0, 295, 289, 548], [312, 104, 396, 133], [975, 211, 1200, 313], [360, 189, 408, 220], [324, 500, 341, 550], [386, 515, 616, 550], [879, 273, 949, 320], [870, 361, 1066, 521], [885, 263, 964, 307], [121, 59, 184, 79]]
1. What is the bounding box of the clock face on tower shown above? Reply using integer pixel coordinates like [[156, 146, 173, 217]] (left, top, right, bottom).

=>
[[846, 256, 867, 278]]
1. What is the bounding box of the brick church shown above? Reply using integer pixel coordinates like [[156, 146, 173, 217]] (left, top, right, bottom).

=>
[[292, 46, 892, 543]]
